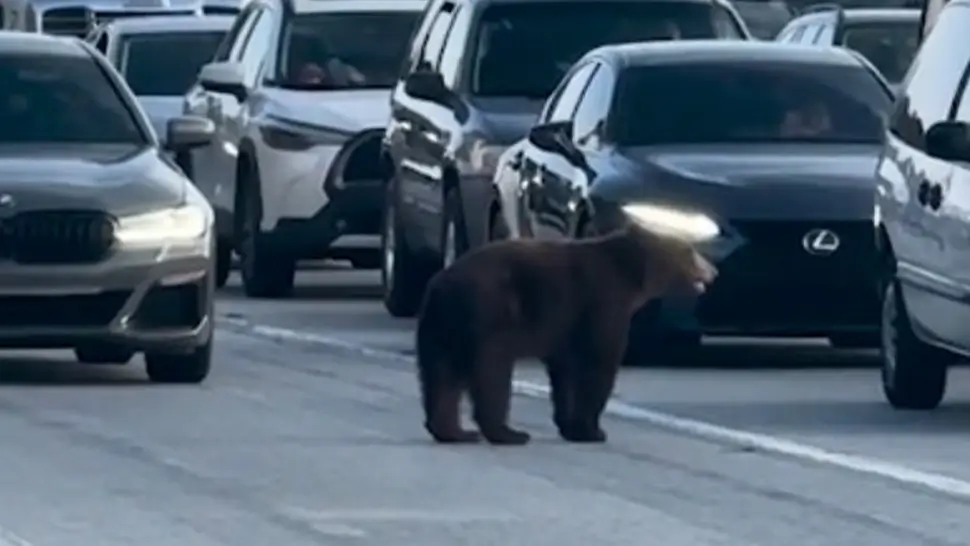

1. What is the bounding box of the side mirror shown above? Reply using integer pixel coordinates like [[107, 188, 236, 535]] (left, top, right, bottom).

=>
[[404, 70, 451, 105], [527, 120, 587, 167], [925, 120, 970, 162], [166, 115, 215, 150], [198, 61, 248, 102]]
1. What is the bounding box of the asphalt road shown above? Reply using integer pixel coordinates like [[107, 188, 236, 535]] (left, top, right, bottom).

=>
[[3, 266, 970, 545]]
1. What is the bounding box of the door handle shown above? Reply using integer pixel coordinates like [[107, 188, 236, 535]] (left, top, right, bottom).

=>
[[927, 183, 943, 211], [917, 180, 931, 207]]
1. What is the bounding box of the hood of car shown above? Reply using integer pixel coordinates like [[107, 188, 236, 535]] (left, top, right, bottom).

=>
[[617, 143, 882, 220], [269, 89, 392, 132], [0, 145, 185, 216], [138, 96, 183, 143]]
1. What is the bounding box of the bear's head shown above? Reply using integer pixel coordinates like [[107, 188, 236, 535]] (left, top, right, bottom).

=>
[[616, 222, 718, 305]]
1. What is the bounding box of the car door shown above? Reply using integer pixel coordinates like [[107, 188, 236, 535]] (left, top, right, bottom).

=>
[[879, 4, 970, 346], [187, 5, 259, 199], [516, 62, 598, 239], [396, 1, 457, 248], [211, 5, 276, 217]]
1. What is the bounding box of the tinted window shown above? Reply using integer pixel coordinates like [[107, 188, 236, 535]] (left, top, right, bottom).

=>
[[471, 2, 742, 98], [889, 4, 970, 148], [733, 0, 794, 39], [120, 30, 226, 95], [544, 63, 597, 122], [612, 62, 890, 145], [278, 11, 420, 89], [0, 54, 143, 144], [843, 21, 919, 83]]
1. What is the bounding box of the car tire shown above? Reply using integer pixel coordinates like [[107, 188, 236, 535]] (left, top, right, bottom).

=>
[[441, 187, 470, 269], [829, 332, 880, 349], [880, 280, 952, 410], [145, 338, 212, 384], [74, 346, 134, 365], [237, 159, 295, 299], [215, 238, 232, 288], [381, 181, 439, 318]]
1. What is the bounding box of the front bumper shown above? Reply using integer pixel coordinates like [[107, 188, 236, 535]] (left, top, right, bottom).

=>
[[627, 219, 880, 338], [0, 244, 213, 351]]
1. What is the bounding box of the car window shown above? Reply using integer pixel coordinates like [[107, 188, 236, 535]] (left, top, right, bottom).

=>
[[611, 61, 891, 146], [0, 53, 144, 144], [438, 6, 469, 88], [94, 31, 108, 53], [572, 65, 613, 147], [842, 21, 919, 84], [889, 4, 970, 149], [542, 63, 598, 123], [732, 0, 794, 39], [119, 30, 226, 96], [815, 22, 834, 43], [276, 10, 420, 90], [470, 1, 743, 99]]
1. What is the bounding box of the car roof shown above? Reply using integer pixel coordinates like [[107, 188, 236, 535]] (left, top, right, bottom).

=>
[[103, 15, 234, 34], [291, 0, 426, 14], [792, 7, 919, 24], [592, 40, 863, 69], [443, 0, 728, 6], [0, 31, 89, 57]]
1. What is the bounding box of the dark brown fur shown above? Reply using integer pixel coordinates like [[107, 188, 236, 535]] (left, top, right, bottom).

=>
[[415, 223, 715, 445]]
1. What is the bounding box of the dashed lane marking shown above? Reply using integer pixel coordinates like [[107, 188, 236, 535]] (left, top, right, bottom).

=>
[[219, 315, 970, 501]]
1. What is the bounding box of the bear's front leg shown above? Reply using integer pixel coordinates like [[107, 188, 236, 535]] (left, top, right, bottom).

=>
[[561, 319, 627, 443]]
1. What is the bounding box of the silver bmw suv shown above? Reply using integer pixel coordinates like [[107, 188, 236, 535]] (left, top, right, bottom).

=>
[[0, 32, 217, 383]]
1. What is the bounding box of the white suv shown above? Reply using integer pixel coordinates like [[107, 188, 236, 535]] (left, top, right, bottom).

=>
[[182, 0, 424, 297]]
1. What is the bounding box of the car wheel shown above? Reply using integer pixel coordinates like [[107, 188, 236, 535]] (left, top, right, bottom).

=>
[[237, 160, 295, 299], [880, 280, 952, 410], [215, 238, 232, 288], [441, 187, 470, 269], [829, 332, 880, 349], [381, 181, 439, 318], [145, 338, 212, 384], [74, 345, 134, 364]]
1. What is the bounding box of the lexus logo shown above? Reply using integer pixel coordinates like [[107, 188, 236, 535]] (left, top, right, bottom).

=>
[[802, 228, 840, 256]]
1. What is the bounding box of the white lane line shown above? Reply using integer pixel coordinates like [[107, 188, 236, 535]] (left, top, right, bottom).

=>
[[219, 316, 970, 501]]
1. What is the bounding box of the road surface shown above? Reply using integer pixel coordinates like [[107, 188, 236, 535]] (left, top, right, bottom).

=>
[[1, 267, 969, 545]]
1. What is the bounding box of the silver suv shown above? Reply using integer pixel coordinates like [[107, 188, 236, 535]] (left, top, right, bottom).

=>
[[876, 0, 970, 409], [0, 33, 217, 383]]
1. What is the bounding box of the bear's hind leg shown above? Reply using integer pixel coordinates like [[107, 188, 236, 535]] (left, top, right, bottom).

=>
[[470, 349, 530, 445], [421, 356, 480, 444]]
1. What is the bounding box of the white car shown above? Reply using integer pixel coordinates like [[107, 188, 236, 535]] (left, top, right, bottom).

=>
[[1, 0, 203, 36], [86, 15, 233, 142], [183, 0, 423, 298]]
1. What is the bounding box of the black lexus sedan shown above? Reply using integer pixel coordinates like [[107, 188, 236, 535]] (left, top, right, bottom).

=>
[[488, 41, 894, 363]]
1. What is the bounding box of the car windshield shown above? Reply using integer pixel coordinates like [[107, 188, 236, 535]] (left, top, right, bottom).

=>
[[120, 30, 227, 96], [0, 53, 144, 144], [471, 1, 744, 99], [731, 0, 794, 39], [612, 62, 891, 145], [277, 11, 419, 90], [843, 21, 918, 83]]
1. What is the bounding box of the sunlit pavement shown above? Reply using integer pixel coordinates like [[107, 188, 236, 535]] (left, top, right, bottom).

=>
[[0, 266, 968, 545]]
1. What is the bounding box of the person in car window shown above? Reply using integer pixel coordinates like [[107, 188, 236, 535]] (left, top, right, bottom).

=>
[[780, 100, 832, 138], [290, 35, 366, 87]]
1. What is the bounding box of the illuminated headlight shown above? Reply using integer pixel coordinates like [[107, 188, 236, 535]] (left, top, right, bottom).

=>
[[115, 205, 210, 246], [621, 203, 719, 242]]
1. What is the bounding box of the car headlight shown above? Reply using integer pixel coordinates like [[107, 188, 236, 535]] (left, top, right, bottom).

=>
[[115, 205, 210, 246], [259, 116, 352, 152], [621, 203, 719, 242]]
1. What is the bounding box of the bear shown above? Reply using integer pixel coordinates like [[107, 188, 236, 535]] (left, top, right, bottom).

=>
[[414, 222, 717, 446]]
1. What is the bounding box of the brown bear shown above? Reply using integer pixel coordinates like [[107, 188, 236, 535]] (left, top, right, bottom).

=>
[[415, 222, 717, 446]]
